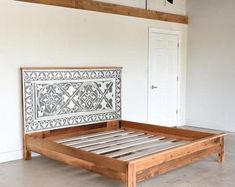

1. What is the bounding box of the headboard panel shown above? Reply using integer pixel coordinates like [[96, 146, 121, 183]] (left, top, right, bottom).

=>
[[21, 67, 122, 134]]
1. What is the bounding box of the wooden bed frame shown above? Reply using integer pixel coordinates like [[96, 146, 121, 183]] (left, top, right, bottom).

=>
[[23, 120, 225, 187], [21, 67, 225, 187]]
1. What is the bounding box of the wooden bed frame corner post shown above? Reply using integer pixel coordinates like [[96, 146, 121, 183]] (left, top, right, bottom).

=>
[[218, 136, 225, 162], [126, 163, 136, 187], [23, 134, 32, 160], [106, 120, 120, 129]]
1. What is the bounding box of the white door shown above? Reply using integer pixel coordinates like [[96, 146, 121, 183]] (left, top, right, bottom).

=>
[[148, 30, 179, 126]]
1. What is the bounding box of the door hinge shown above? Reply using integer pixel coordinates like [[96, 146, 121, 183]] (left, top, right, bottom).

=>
[[176, 109, 178, 115], [177, 42, 180, 48], [177, 75, 179, 81]]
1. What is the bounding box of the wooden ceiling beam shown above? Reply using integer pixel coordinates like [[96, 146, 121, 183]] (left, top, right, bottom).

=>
[[16, 0, 188, 24]]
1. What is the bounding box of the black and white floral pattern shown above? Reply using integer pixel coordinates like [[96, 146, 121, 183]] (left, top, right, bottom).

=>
[[22, 68, 121, 133]]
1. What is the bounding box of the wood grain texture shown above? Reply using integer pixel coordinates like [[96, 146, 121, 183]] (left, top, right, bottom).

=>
[[39, 122, 116, 141], [81, 133, 147, 150], [126, 163, 136, 187], [218, 136, 225, 162], [30, 139, 126, 181], [23, 135, 32, 160], [27, 136, 127, 172], [23, 120, 225, 187], [106, 120, 120, 129], [57, 130, 125, 144], [118, 140, 186, 161], [136, 145, 221, 182], [16, 0, 188, 24], [122, 126, 194, 141], [104, 137, 167, 158], [121, 120, 214, 140], [133, 134, 224, 172]]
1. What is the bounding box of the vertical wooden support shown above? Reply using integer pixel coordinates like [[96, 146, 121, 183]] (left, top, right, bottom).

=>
[[23, 135, 31, 160], [106, 120, 120, 129], [218, 136, 225, 162], [126, 163, 136, 187]]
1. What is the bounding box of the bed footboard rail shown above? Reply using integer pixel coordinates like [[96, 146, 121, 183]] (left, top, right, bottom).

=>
[[26, 135, 128, 182]]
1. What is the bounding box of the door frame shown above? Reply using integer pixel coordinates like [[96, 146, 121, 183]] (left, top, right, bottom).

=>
[[147, 28, 182, 126]]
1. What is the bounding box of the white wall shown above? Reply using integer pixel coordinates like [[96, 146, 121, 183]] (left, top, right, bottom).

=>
[[186, 0, 235, 132], [0, 0, 187, 163], [147, 0, 186, 15]]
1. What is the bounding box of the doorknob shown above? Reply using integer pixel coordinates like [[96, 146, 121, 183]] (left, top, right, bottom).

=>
[[151, 85, 158, 89]]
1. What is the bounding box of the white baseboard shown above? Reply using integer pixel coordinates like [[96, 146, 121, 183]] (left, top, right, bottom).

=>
[[0, 150, 23, 163], [0, 150, 39, 163]]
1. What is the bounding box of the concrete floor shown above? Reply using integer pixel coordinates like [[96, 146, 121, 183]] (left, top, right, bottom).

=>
[[0, 134, 234, 187]]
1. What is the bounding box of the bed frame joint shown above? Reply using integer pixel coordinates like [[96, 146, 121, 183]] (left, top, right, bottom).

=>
[[218, 136, 225, 162], [126, 163, 136, 187]]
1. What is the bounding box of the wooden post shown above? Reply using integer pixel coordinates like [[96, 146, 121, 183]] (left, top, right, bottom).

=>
[[218, 136, 224, 162], [106, 120, 120, 129], [126, 163, 136, 187], [23, 135, 31, 160]]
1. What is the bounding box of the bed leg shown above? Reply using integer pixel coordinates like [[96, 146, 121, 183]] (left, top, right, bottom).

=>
[[24, 149, 32, 160], [23, 135, 31, 160], [218, 136, 224, 162], [126, 163, 136, 187]]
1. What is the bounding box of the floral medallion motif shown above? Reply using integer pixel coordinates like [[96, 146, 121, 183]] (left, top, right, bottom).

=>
[[22, 68, 121, 133]]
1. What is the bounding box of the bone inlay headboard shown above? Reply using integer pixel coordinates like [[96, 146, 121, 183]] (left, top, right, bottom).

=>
[[21, 68, 122, 133]]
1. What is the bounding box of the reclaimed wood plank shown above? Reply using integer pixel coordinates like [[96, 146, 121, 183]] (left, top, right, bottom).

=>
[[74, 132, 144, 149], [62, 131, 132, 146], [121, 121, 214, 140], [133, 134, 224, 172], [56, 129, 124, 143], [136, 145, 221, 182], [92, 136, 164, 154], [119, 141, 186, 161], [106, 139, 176, 158], [81, 134, 151, 151], [27, 137, 127, 172]]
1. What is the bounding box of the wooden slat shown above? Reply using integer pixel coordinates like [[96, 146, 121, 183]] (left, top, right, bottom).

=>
[[56, 129, 124, 143], [106, 139, 176, 158], [81, 134, 151, 151], [92, 136, 164, 154], [122, 126, 194, 141], [74, 132, 145, 149], [119, 141, 186, 161], [62, 131, 131, 146], [16, 0, 188, 24]]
